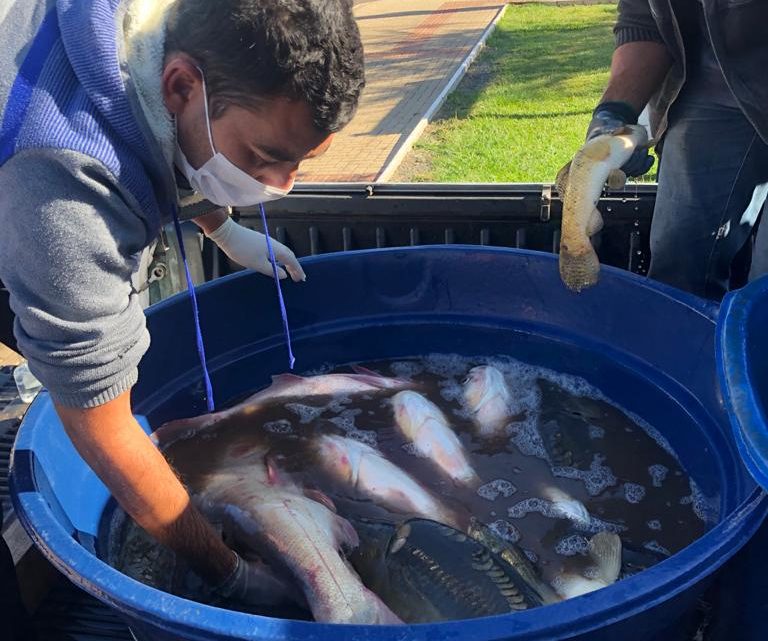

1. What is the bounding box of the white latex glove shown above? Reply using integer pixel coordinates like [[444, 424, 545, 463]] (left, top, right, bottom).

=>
[[206, 217, 306, 282]]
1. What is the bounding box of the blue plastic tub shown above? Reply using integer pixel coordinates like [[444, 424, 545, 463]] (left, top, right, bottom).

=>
[[10, 247, 768, 641], [711, 274, 768, 641]]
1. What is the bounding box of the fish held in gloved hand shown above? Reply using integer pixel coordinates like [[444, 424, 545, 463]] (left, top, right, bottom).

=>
[[556, 125, 650, 292]]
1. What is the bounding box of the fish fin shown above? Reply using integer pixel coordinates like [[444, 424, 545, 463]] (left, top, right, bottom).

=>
[[265, 453, 293, 488], [304, 488, 338, 513], [586, 208, 604, 237], [333, 514, 360, 550], [388, 522, 412, 555], [554, 574, 598, 599], [351, 365, 381, 377], [151, 415, 215, 449], [606, 169, 627, 190], [270, 373, 305, 386], [581, 138, 613, 162], [559, 243, 600, 292], [588, 532, 622, 585], [555, 161, 571, 197]]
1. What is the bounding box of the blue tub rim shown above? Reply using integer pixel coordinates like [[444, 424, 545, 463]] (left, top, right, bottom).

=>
[[717, 274, 768, 491]]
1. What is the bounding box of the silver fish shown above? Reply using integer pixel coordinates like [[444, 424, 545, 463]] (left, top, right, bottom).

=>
[[392, 391, 480, 487], [553, 532, 622, 599], [152, 366, 415, 447], [542, 486, 591, 528], [199, 444, 402, 624], [557, 125, 649, 292], [462, 365, 513, 437], [314, 434, 462, 529]]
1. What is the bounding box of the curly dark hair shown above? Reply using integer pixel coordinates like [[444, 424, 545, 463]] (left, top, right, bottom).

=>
[[165, 0, 365, 133]]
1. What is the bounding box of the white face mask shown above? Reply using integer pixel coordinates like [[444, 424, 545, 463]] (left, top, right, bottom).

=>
[[175, 71, 294, 208]]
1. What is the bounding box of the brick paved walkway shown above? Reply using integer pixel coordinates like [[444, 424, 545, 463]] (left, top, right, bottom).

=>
[[0, 343, 21, 368], [298, 0, 508, 183]]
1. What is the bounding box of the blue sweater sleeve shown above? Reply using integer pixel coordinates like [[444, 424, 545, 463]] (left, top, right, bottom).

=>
[[0, 148, 153, 408]]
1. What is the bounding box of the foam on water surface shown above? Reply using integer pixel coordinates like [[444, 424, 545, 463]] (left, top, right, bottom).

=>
[[263, 419, 293, 434], [556, 535, 589, 557], [285, 403, 326, 424], [644, 540, 672, 557], [477, 479, 518, 502], [690, 479, 721, 525], [552, 454, 618, 497], [508, 415, 548, 459], [624, 483, 646, 504], [488, 519, 521, 544], [649, 464, 669, 488], [588, 425, 606, 439]]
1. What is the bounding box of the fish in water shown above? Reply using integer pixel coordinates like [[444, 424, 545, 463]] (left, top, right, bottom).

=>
[[351, 519, 546, 623], [462, 365, 513, 437], [542, 486, 591, 528], [553, 532, 623, 599], [392, 391, 480, 487], [619, 542, 668, 580], [152, 366, 415, 447], [556, 125, 649, 292], [537, 380, 595, 469], [466, 519, 561, 605], [313, 434, 464, 529], [198, 443, 402, 624]]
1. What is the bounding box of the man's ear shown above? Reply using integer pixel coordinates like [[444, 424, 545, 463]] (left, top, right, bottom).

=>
[[162, 55, 202, 116]]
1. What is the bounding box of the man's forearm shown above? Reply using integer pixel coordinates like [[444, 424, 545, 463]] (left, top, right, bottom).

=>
[[601, 42, 673, 114], [56, 391, 236, 585]]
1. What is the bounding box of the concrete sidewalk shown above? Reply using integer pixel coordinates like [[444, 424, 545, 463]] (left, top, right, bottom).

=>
[[297, 0, 508, 183]]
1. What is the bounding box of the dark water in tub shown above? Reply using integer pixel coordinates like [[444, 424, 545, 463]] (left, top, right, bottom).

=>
[[111, 353, 715, 613]]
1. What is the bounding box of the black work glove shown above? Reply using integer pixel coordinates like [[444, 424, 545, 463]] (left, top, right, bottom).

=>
[[587, 101, 655, 177]]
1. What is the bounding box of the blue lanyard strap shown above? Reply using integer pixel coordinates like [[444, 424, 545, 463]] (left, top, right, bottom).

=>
[[171, 206, 216, 413], [259, 203, 296, 370], [168, 204, 295, 415]]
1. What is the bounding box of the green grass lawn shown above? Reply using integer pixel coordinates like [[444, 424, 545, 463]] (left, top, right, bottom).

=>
[[394, 4, 617, 183]]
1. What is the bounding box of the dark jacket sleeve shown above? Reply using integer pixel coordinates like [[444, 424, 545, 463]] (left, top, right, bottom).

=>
[[614, 0, 664, 46]]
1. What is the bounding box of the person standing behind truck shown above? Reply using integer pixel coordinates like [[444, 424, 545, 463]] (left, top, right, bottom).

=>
[[583, 0, 768, 300], [0, 0, 364, 627]]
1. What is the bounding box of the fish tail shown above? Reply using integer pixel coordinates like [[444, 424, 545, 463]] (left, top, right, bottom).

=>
[[559, 243, 600, 292], [588, 532, 622, 584]]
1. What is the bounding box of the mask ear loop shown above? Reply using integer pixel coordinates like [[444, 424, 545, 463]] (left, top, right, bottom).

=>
[[196, 66, 217, 156]]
